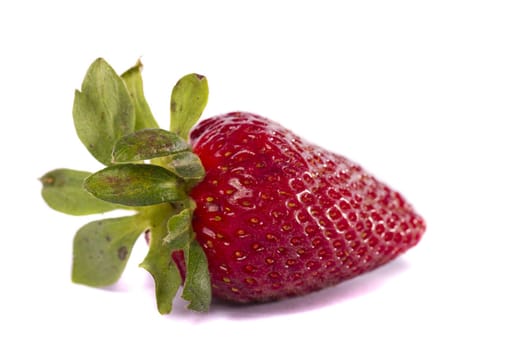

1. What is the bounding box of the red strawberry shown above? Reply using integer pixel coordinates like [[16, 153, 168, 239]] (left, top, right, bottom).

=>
[[40, 58, 425, 314], [173, 112, 425, 303]]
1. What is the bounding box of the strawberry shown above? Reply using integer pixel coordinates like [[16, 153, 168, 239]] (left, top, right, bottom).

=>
[[177, 112, 425, 303], [40, 58, 425, 314]]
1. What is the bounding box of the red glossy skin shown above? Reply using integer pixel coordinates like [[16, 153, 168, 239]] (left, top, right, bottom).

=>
[[176, 112, 425, 303]]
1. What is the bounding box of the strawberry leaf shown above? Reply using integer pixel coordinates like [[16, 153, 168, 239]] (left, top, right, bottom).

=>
[[112, 129, 190, 163], [165, 209, 194, 248], [40, 168, 123, 215], [140, 205, 182, 314], [72, 215, 145, 286], [84, 164, 185, 206], [181, 239, 211, 312], [73, 58, 135, 165], [170, 73, 208, 140], [121, 60, 159, 131], [165, 151, 205, 185], [166, 208, 211, 312]]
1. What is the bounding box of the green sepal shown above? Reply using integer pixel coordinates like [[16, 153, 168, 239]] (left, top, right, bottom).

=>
[[73, 58, 135, 165], [181, 239, 211, 312], [84, 164, 185, 206], [165, 209, 194, 248], [40, 168, 123, 215], [170, 73, 208, 140], [112, 129, 190, 163], [72, 215, 146, 286], [139, 204, 182, 315], [121, 60, 160, 130], [166, 207, 211, 312], [165, 151, 205, 185]]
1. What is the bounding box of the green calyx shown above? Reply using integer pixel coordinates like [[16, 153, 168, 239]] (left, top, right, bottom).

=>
[[40, 58, 211, 314]]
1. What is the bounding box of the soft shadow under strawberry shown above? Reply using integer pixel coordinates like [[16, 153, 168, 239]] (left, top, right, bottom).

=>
[[165, 257, 410, 321]]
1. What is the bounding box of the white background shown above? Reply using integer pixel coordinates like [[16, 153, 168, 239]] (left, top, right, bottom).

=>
[[1, 1, 524, 349]]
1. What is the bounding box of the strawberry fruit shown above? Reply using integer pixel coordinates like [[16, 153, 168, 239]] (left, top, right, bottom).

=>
[[186, 112, 425, 303], [40, 58, 425, 314]]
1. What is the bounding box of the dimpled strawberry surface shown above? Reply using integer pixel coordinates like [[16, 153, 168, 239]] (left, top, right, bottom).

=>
[[186, 112, 425, 303]]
